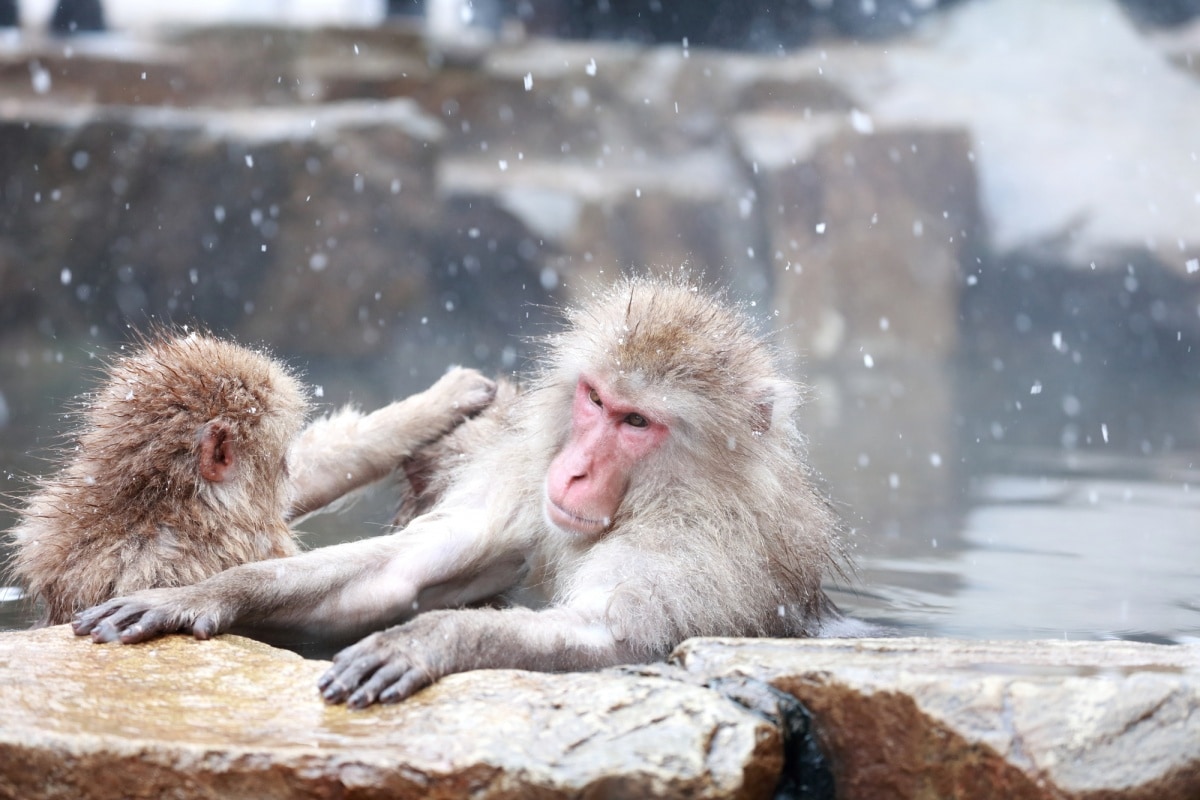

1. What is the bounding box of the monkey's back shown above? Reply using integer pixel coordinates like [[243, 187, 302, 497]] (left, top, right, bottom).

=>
[[10, 462, 299, 626], [6, 331, 307, 626]]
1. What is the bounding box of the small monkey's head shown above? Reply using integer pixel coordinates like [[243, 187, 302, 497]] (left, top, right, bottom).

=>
[[542, 275, 800, 539], [80, 331, 308, 506]]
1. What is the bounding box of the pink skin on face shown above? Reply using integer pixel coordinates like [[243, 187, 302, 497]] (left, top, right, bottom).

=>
[[544, 378, 669, 537]]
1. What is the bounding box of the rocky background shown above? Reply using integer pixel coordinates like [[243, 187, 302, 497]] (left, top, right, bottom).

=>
[[3, 0, 1197, 386]]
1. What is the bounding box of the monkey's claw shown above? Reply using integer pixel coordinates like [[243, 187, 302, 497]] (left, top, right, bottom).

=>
[[71, 587, 221, 644], [319, 628, 437, 708]]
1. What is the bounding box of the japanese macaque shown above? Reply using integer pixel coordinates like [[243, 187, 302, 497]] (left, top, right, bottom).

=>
[[8, 331, 495, 625], [73, 277, 850, 708]]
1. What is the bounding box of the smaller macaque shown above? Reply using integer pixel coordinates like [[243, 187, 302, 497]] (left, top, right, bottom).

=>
[[7, 331, 494, 625]]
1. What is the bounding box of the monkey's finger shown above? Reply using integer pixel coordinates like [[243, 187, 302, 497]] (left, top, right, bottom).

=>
[[80, 604, 146, 641], [192, 615, 220, 639], [319, 655, 383, 704], [346, 659, 412, 709], [116, 607, 179, 644], [318, 646, 369, 690], [378, 668, 433, 704], [321, 634, 387, 680], [72, 600, 130, 634], [71, 609, 107, 635], [90, 618, 135, 643], [432, 368, 497, 418], [319, 676, 358, 705], [461, 376, 498, 415]]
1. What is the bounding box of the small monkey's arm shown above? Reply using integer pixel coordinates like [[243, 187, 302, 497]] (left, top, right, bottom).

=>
[[286, 367, 495, 522], [317, 605, 647, 708], [72, 508, 523, 645]]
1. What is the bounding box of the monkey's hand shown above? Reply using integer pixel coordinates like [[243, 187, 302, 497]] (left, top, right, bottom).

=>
[[71, 587, 228, 644], [425, 366, 497, 422], [317, 612, 458, 709], [287, 367, 497, 521]]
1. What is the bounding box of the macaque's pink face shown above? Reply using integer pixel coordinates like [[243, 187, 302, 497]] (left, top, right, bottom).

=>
[[544, 378, 669, 537]]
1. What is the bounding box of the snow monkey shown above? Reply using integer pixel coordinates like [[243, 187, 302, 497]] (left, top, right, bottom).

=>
[[73, 277, 850, 707], [8, 331, 495, 625]]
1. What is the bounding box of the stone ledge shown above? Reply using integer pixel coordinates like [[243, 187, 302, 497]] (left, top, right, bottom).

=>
[[0, 626, 778, 800], [674, 637, 1200, 800], [1, 628, 1197, 799]]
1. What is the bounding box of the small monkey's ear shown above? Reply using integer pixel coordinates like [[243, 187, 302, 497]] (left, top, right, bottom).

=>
[[750, 378, 798, 435], [199, 420, 236, 483]]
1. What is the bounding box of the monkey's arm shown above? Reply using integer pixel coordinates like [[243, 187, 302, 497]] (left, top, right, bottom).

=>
[[317, 601, 656, 708], [72, 508, 524, 645], [286, 368, 495, 521]]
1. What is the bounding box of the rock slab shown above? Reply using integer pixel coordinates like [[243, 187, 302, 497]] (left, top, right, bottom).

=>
[[4, 628, 1198, 799], [0, 626, 779, 800], [674, 637, 1200, 800]]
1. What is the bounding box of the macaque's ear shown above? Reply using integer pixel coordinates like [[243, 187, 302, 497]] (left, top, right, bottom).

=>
[[199, 420, 236, 483], [750, 378, 798, 435]]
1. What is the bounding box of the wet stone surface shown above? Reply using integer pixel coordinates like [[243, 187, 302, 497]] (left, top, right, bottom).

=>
[[2, 628, 1198, 799], [0, 626, 780, 800], [675, 637, 1200, 800]]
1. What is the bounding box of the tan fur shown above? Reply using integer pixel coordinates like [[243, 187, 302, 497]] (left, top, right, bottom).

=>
[[71, 277, 851, 708], [390, 379, 519, 528], [8, 332, 308, 625], [391, 275, 845, 653], [287, 368, 499, 524], [475, 275, 846, 655]]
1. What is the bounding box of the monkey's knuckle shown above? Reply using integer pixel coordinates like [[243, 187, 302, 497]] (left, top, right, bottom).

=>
[[467, 384, 496, 407], [448, 369, 493, 396]]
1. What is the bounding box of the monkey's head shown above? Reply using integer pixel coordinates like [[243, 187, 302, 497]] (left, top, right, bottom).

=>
[[542, 276, 800, 539], [78, 332, 309, 510]]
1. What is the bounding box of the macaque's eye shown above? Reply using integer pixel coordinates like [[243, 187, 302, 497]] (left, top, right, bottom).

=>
[[588, 388, 602, 407], [624, 413, 648, 428]]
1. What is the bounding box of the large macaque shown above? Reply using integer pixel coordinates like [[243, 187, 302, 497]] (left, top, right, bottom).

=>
[[8, 331, 494, 625], [73, 277, 849, 708]]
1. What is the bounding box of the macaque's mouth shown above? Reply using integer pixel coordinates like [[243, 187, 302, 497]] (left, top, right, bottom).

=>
[[544, 497, 610, 536]]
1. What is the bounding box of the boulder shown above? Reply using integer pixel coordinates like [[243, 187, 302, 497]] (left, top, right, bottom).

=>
[[0, 626, 780, 800], [674, 637, 1200, 800], [739, 123, 981, 364], [0, 98, 443, 358]]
